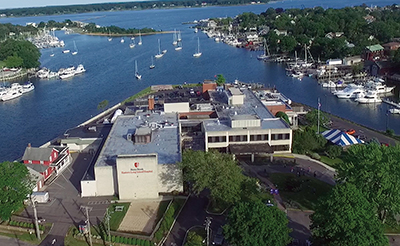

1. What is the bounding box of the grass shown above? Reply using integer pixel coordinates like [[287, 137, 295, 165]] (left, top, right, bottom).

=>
[[207, 200, 230, 214], [268, 173, 333, 211], [64, 227, 104, 246], [122, 87, 153, 104], [155, 200, 171, 224], [107, 203, 130, 231], [0, 231, 41, 244], [319, 155, 343, 168], [172, 83, 201, 88]]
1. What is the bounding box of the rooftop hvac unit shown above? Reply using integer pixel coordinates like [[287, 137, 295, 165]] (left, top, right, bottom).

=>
[[127, 133, 132, 141]]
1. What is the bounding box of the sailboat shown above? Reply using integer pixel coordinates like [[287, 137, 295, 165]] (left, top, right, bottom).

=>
[[120, 37, 125, 43], [193, 37, 202, 57], [108, 30, 112, 41], [72, 41, 78, 55], [150, 56, 155, 69], [177, 30, 182, 42], [138, 31, 142, 45], [155, 39, 164, 58], [172, 29, 178, 46], [175, 40, 182, 51], [257, 39, 270, 60], [129, 39, 136, 48], [135, 60, 142, 80], [50, 47, 55, 57]]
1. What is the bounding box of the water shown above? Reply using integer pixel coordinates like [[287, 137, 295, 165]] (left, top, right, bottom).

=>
[[0, 0, 397, 162]]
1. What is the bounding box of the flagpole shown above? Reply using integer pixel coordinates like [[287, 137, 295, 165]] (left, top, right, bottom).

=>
[[317, 98, 320, 133]]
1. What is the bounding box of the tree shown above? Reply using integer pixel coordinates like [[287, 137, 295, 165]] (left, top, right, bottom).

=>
[[325, 145, 342, 159], [224, 201, 291, 246], [0, 161, 33, 220], [337, 144, 400, 223], [215, 74, 226, 86], [4, 56, 23, 68], [305, 109, 330, 127], [184, 231, 204, 246], [179, 150, 243, 205], [275, 111, 290, 125], [0, 39, 40, 68], [310, 183, 388, 246], [97, 100, 109, 111], [292, 127, 327, 154]]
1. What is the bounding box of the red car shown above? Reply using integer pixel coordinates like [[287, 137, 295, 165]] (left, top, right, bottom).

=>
[[346, 129, 356, 135]]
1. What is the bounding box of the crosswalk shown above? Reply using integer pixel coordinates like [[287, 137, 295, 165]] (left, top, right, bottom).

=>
[[87, 200, 110, 205]]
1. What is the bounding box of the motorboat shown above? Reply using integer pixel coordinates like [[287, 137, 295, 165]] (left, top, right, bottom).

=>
[[335, 87, 365, 99], [2, 83, 23, 101], [62, 49, 70, 53], [59, 66, 76, 79], [120, 38, 125, 43], [389, 108, 400, 114], [135, 60, 142, 80], [321, 80, 345, 88], [75, 64, 86, 74], [355, 90, 382, 104], [162, 49, 167, 54], [364, 81, 394, 94], [193, 37, 202, 57], [332, 83, 363, 95], [48, 71, 58, 79], [22, 82, 35, 94], [36, 68, 50, 79]]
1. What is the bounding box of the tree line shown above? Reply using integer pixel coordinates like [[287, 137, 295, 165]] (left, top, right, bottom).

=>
[[0, 0, 271, 18], [0, 39, 41, 68], [234, 5, 400, 60]]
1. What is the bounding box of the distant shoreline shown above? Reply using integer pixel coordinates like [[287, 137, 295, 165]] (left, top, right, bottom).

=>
[[83, 31, 174, 37]]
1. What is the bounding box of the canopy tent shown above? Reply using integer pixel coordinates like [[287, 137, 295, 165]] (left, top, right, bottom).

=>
[[321, 129, 364, 146]]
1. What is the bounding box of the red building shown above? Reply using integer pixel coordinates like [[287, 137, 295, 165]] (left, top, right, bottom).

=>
[[22, 144, 71, 181]]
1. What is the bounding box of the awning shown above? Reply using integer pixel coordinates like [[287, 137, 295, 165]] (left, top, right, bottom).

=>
[[321, 129, 364, 146], [229, 143, 274, 155]]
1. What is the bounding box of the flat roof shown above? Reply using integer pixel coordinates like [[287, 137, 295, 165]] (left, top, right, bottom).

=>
[[95, 113, 180, 167], [203, 118, 288, 132], [229, 87, 243, 95]]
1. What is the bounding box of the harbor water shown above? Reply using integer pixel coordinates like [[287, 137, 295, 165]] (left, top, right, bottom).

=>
[[0, 0, 397, 162]]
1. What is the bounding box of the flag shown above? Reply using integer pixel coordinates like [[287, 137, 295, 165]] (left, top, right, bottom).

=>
[[318, 98, 321, 109]]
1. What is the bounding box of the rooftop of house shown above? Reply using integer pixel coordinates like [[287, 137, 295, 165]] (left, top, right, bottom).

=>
[[382, 42, 400, 48], [366, 44, 384, 52], [94, 112, 180, 168], [22, 146, 67, 162]]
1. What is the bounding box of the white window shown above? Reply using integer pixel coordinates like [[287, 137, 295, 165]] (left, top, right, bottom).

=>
[[28, 160, 32, 164], [40, 160, 44, 164], [54, 152, 57, 158], [50, 156, 52, 162]]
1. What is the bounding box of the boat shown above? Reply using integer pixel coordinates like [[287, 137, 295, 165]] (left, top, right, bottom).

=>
[[257, 39, 270, 61], [120, 38, 125, 43], [22, 82, 35, 94], [355, 90, 382, 104], [149, 56, 155, 69], [75, 64, 86, 74], [364, 81, 395, 94], [2, 83, 23, 101], [138, 31, 142, 45], [108, 37, 112, 42], [321, 80, 345, 88], [332, 83, 363, 95], [108, 30, 112, 41], [172, 29, 178, 46], [72, 41, 78, 55], [59, 66, 76, 80], [193, 37, 202, 57], [48, 71, 58, 79], [382, 98, 400, 108], [335, 86, 365, 99], [177, 30, 182, 42], [62, 49, 70, 54], [194, 28, 198, 33], [135, 60, 142, 80], [36, 68, 50, 79], [129, 39, 136, 48], [50, 47, 55, 57], [175, 41, 182, 51], [155, 39, 164, 59], [389, 108, 400, 114], [215, 37, 220, 42]]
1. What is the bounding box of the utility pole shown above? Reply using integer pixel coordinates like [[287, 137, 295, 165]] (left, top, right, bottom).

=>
[[205, 217, 212, 246], [81, 206, 93, 246], [105, 208, 112, 246], [30, 196, 41, 240], [317, 97, 321, 133]]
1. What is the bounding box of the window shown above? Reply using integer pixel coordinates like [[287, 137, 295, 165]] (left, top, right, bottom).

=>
[[28, 160, 32, 164], [271, 145, 290, 151], [229, 135, 247, 142], [40, 160, 44, 164], [208, 136, 227, 143], [250, 134, 269, 141]]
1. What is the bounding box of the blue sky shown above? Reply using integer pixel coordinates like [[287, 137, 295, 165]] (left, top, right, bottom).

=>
[[1, 0, 137, 9]]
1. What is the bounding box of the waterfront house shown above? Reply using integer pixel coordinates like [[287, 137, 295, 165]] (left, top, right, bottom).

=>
[[365, 60, 396, 76], [382, 42, 400, 56], [26, 166, 45, 192], [22, 144, 71, 181], [364, 44, 384, 61], [364, 15, 376, 24]]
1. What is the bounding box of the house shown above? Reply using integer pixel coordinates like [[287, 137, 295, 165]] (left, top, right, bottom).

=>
[[382, 42, 400, 56], [365, 60, 396, 76], [27, 166, 45, 192], [343, 56, 363, 66], [22, 144, 71, 181], [364, 15, 376, 24], [364, 44, 384, 61]]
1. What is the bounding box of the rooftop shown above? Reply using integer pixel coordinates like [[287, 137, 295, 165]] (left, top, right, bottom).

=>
[[366, 44, 384, 52], [95, 112, 180, 167]]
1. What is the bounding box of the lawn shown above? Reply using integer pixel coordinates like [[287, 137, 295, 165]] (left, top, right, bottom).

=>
[[320, 155, 343, 168], [268, 173, 333, 210], [0, 231, 41, 245], [122, 87, 153, 104], [64, 227, 104, 246], [155, 200, 171, 224], [107, 203, 130, 231]]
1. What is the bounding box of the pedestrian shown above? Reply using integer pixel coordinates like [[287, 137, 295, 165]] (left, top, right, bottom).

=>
[[270, 188, 274, 195], [308, 166, 311, 173], [297, 171, 300, 177], [291, 167, 294, 173]]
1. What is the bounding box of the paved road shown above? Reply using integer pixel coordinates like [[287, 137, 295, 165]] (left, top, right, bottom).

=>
[[0, 235, 36, 246]]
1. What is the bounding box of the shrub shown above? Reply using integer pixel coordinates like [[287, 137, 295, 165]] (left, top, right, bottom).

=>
[[23, 222, 28, 228], [30, 223, 34, 229], [138, 239, 144, 246], [9, 221, 14, 226], [39, 225, 44, 230], [111, 235, 116, 242], [123, 237, 128, 244], [326, 145, 342, 159], [131, 237, 137, 245], [144, 240, 150, 246], [116, 236, 122, 243], [310, 152, 321, 160]]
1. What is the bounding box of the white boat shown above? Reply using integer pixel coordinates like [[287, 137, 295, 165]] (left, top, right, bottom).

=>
[[321, 80, 345, 88], [177, 30, 182, 42], [72, 41, 78, 55], [389, 108, 400, 114], [355, 90, 382, 104], [257, 39, 270, 61], [332, 84, 363, 95], [138, 31, 142, 45], [50, 47, 55, 57], [2, 83, 23, 101], [129, 39, 136, 48], [37, 68, 50, 79], [335, 86, 365, 99], [175, 43, 182, 51], [194, 28, 198, 33], [48, 71, 58, 79], [364, 81, 395, 94], [382, 98, 400, 108], [108, 37, 112, 41], [172, 29, 178, 46], [22, 82, 35, 94], [215, 37, 220, 42], [62, 49, 70, 54], [155, 39, 164, 59], [120, 38, 125, 43], [150, 56, 155, 69], [193, 37, 202, 57], [59, 66, 76, 79], [135, 60, 142, 80], [75, 64, 86, 74]]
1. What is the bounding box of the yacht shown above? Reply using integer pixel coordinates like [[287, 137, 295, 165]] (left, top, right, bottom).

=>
[[332, 84, 363, 95], [135, 60, 142, 80], [36, 68, 50, 79], [257, 39, 270, 61], [22, 82, 35, 94], [355, 90, 382, 104], [129, 41, 136, 49], [62, 49, 70, 54], [177, 30, 182, 42], [335, 86, 365, 99], [194, 28, 198, 33], [75, 64, 86, 74], [48, 71, 58, 79], [389, 108, 400, 114], [172, 29, 178, 46], [175, 43, 182, 51], [59, 66, 76, 80], [321, 80, 345, 88], [2, 83, 23, 101], [364, 81, 395, 94], [120, 38, 125, 43], [71, 41, 78, 55], [193, 37, 202, 57]]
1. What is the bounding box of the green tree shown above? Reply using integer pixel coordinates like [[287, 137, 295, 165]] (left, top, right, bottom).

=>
[[0, 161, 33, 220], [0, 39, 40, 68], [215, 74, 226, 86], [325, 145, 342, 159], [305, 109, 330, 127], [97, 100, 109, 111], [337, 144, 400, 223], [179, 150, 243, 205], [310, 183, 388, 246], [275, 111, 290, 125], [4, 56, 23, 68], [224, 201, 291, 246], [184, 231, 204, 246], [292, 127, 327, 154]]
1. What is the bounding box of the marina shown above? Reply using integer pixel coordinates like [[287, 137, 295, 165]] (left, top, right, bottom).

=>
[[0, 0, 398, 162]]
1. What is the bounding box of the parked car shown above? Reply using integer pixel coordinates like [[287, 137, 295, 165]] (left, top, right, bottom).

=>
[[345, 129, 356, 135], [212, 227, 224, 245]]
